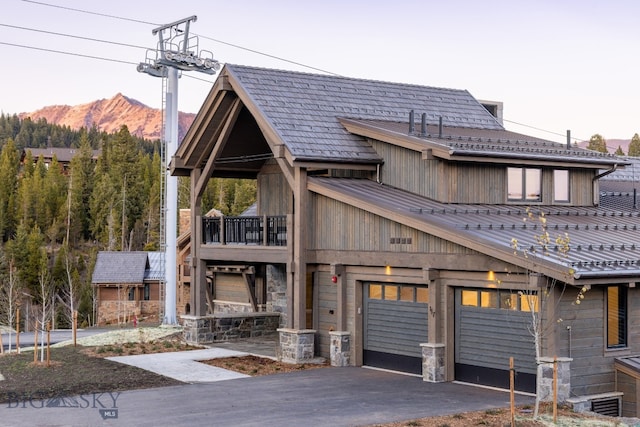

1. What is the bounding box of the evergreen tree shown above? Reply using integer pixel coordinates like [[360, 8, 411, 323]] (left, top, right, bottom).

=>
[[0, 139, 19, 241], [629, 133, 640, 157], [68, 134, 95, 242], [587, 134, 608, 153], [615, 146, 625, 156]]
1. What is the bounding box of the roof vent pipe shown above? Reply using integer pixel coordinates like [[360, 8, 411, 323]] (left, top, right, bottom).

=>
[[420, 113, 427, 136], [567, 130, 571, 149], [409, 110, 415, 134], [438, 116, 443, 138]]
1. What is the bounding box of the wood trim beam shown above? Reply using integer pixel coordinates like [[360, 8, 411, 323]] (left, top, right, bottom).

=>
[[242, 271, 257, 311], [224, 71, 295, 189], [195, 97, 243, 198], [293, 167, 308, 329], [309, 250, 513, 272], [307, 181, 575, 284], [198, 245, 288, 264]]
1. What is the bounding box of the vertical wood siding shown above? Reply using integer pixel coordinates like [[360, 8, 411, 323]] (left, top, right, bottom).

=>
[[368, 138, 596, 206], [310, 194, 476, 254], [316, 271, 337, 358], [257, 170, 290, 215], [555, 287, 638, 396]]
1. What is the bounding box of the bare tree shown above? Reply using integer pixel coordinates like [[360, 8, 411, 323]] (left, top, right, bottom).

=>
[[0, 259, 21, 352], [36, 250, 54, 362], [56, 245, 79, 338], [510, 208, 587, 417]]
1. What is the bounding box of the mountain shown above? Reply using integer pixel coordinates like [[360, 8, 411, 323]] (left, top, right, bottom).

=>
[[18, 93, 196, 141]]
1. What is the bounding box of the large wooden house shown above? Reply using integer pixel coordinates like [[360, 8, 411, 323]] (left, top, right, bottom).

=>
[[172, 64, 640, 415]]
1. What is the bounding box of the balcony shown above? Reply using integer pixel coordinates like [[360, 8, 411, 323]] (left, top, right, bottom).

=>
[[202, 215, 287, 246]]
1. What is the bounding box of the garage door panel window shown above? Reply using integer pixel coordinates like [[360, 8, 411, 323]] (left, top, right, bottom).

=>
[[460, 289, 537, 312], [368, 284, 428, 304]]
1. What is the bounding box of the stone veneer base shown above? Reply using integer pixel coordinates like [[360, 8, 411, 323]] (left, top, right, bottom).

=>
[[180, 312, 280, 345]]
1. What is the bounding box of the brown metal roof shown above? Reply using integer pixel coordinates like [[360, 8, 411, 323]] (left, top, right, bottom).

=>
[[309, 177, 640, 283]]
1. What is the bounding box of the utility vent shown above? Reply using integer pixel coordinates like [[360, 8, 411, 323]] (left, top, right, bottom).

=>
[[390, 237, 412, 245], [591, 397, 621, 417]]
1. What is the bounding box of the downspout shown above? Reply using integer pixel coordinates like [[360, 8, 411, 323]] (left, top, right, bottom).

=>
[[592, 163, 619, 206]]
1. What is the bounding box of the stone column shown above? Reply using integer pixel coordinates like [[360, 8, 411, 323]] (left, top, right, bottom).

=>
[[278, 328, 316, 363], [537, 357, 572, 402], [420, 343, 446, 382], [329, 331, 351, 367]]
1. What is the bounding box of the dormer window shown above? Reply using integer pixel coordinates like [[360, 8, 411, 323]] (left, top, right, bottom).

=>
[[508, 167, 541, 202]]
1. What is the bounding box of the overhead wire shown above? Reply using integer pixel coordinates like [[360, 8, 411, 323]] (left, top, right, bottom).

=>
[[0, 41, 137, 66], [10, 0, 609, 143], [0, 22, 152, 51]]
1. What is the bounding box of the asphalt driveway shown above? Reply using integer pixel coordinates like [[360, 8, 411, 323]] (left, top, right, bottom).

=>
[[0, 366, 534, 426]]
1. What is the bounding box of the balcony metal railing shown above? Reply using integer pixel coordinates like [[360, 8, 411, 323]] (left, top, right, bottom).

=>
[[202, 215, 287, 246]]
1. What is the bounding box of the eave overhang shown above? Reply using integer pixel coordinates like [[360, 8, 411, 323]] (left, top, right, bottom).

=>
[[340, 118, 628, 170]]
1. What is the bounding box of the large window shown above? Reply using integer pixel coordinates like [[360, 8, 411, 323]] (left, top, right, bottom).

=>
[[607, 285, 627, 349], [554, 170, 570, 202], [508, 167, 541, 202]]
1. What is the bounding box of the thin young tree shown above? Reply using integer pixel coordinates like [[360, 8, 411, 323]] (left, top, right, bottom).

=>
[[510, 208, 587, 418], [0, 257, 21, 352], [36, 248, 53, 362]]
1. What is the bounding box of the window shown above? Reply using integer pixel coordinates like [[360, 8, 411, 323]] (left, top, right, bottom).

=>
[[554, 170, 570, 202], [369, 283, 428, 303], [461, 288, 537, 312], [508, 167, 541, 202], [144, 284, 150, 301], [607, 285, 627, 348], [128, 287, 135, 301]]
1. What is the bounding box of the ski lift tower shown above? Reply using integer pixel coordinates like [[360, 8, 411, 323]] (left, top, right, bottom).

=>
[[137, 16, 220, 324]]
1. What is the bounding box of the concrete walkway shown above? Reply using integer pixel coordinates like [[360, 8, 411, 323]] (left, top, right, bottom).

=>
[[107, 347, 252, 383]]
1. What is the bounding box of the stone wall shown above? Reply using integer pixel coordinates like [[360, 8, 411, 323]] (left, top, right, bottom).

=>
[[181, 312, 280, 344], [266, 264, 287, 328]]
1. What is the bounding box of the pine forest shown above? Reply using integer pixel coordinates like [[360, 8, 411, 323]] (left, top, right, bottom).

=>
[[0, 113, 257, 330]]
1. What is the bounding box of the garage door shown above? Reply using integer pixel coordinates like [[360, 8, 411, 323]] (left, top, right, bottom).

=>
[[455, 288, 536, 392], [364, 283, 428, 374]]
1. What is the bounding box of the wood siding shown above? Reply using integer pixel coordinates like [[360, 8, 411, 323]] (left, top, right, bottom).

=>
[[214, 273, 249, 303], [315, 271, 337, 358], [310, 194, 476, 254], [370, 139, 438, 198], [555, 286, 640, 396], [257, 166, 290, 216], [368, 138, 596, 206]]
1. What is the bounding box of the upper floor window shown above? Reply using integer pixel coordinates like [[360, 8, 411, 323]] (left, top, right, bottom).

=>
[[607, 285, 627, 349], [508, 167, 541, 202], [554, 170, 570, 202]]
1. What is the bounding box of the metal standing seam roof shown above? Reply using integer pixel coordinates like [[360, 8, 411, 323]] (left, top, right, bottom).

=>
[[224, 64, 502, 164], [92, 251, 150, 284], [309, 177, 640, 281], [345, 120, 624, 166], [145, 252, 165, 281]]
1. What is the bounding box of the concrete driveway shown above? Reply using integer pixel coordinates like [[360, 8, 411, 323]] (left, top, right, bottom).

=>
[[0, 365, 534, 426]]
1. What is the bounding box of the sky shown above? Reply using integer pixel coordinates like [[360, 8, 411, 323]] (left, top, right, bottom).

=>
[[1, 0, 640, 148]]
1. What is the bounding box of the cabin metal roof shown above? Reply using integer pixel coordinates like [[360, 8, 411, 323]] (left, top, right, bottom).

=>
[[309, 177, 640, 283], [224, 64, 502, 164]]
